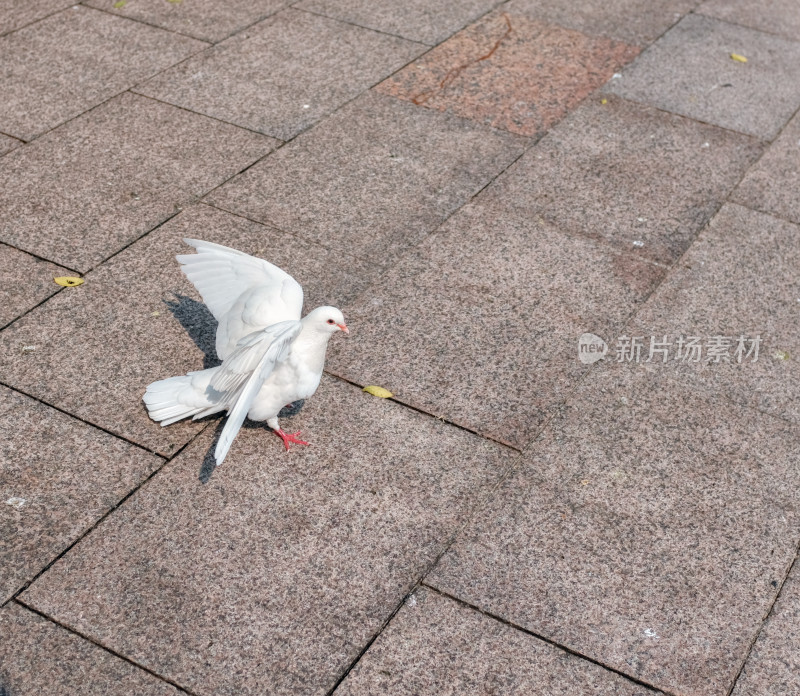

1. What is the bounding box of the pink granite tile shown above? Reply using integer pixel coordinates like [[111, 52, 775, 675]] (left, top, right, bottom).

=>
[[733, 110, 800, 226], [325, 195, 663, 449], [338, 586, 657, 695], [481, 94, 763, 265], [428, 367, 800, 696], [137, 9, 424, 140], [0, 92, 276, 272], [297, 0, 499, 45], [0, 204, 372, 456], [626, 203, 800, 426], [206, 90, 526, 264], [0, 386, 162, 603], [85, 0, 290, 43], [0, 603, 180, 695], [377, 11, 639, 137], [504, 0, 696, 44], [0, 0, 72, 35], [0, 244, 69, 328], [698, 0, 800, 43], [731, 560, 800, 696], [0, 6, 206, 141], [20, 376, 515, 695], [605, 14, 800, 139]]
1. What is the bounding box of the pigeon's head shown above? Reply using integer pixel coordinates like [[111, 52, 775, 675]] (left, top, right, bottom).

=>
[[305, 306, 349, 336]]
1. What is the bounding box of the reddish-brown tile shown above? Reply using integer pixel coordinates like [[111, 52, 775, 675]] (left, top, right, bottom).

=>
[[338, 586, 657, 695], [733, 110, 800, 226], [0, 93, 277, 272], [0, 603, 180, 695], [326, 196, 663, 449], [85, 0, 290, 43], [0, 244, 68, 328], [0, 386, 162, 603], [428, 367, 800, 696], [377, 11, 639, 137], [20, 377, 515, 695], [731, 560, 800, 696], [480, 94, 763, 265], [0, 6, 206, 141], [0, 204, 373, 456]]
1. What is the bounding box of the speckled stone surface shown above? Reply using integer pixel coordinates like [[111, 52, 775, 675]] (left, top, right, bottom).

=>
[[338, 587, 657, 695], [0, 0, 73, 36], [0, 133, 21, 154], [20, 376, 515, 696], [478, 94, 763, 265], [733, 111, 800, 226], [605, 13, 800, 140], [427, 367, 800, 696], [0, 386, 162, 603], [138, 9, 424, 141], [0, 203, 367, 455], [0, 92, 276, 272], [0, 603, 180, 695], [0, 244, 68, 328], [325, 195, 663, 449], [297, 0, 499, 45], [504, 0, 695, 44], [0, 6, 206, 142], [626, 203, 800, 426], [376, 12, 639, 138], [207, 91, 526, 264], [698, 0, 800, 43], [731, 561, 800, 696], [85, 0, 291, 43]]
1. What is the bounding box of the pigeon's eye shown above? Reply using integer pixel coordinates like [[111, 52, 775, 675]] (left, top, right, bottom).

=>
[[327, 319, 335, 324]]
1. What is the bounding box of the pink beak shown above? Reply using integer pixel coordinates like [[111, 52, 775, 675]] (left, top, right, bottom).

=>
[[337, 322, 349, 334]]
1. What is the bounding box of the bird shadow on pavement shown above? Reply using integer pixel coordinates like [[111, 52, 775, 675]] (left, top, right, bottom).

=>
[[163, 293, 219, 369]]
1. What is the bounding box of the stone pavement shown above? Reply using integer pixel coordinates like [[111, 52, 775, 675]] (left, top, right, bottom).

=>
[[1, 1, 799, 694]]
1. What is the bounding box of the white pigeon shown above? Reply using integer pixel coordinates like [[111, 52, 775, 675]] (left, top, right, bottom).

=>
[[143, 239, 348, 465]]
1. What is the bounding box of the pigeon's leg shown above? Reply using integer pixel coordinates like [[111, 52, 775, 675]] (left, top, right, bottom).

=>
[[274, 429, 310, 450]]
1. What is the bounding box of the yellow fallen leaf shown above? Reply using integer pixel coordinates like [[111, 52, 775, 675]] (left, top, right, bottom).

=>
[[775, 350, 790, 361], [730, 53, 747, 63], [600, 98, 608, 105], [113, 0, 127, 7], [363, 385, 393, 398], [54, 276, 84, 287]]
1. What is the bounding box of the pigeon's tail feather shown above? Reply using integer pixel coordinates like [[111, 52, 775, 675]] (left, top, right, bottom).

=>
[[143, 369, 226, 426]]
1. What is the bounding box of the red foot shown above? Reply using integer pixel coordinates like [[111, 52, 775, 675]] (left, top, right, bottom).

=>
[[274, 428, 309, 451]]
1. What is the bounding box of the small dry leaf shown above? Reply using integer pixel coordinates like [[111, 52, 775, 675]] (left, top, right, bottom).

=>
[[600, 98, 608, 105], [54, 276, 84, 287], [730, 53, 747, 63], [363, 385, 393, 398], [113, 0, 127, 7]]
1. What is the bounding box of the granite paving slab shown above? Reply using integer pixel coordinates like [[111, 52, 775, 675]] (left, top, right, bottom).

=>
[[0, 0, 73, 36], [0, 602, 180, 695], [627, 203, 800, 425], [732, 110, 800, 226], [137, 8, 424, 141], [604, 13, 800, 140], [0, 244, 69, 328], [731, 559, 800, 696], [480, 93, 763, 266], [0, 133, 21, 155], [297, 0, 499, 45], [337, 586, 657, 695], [0, 386, 162, 603], [427, 367, 800, 696], [376, 11, 639, 138], [325, 195, 663, 449], [20, 376, 515, 695], [503, 0, 696, 45], [0, 92, 276, 272], [85, 0, 291, 43], [698, 0, 800, 43], [207, 90, 526, 264], [0, 203, 367, 456], [0, 5, 206, 142]]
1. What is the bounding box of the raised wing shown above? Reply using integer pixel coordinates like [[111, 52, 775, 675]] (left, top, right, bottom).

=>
[[178, 238, 304, 323], [212, 320, 302, 466]]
